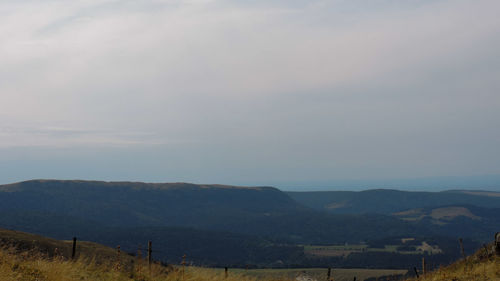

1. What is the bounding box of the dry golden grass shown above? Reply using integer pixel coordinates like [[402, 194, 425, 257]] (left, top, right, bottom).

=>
[[406, 253, 500, 281], [0, 247, 291, 281]]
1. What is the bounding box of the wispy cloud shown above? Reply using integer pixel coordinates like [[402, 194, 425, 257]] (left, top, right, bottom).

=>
[[0, 0, 499, 182], [0, 123, 168, 147]]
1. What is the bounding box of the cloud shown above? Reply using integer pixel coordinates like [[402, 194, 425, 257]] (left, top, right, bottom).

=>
[[0, 0, 499, 182], [0, 122, 167, 147]]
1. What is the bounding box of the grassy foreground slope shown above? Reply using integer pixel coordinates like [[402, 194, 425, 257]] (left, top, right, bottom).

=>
[[0, 247, 275, 281], [0, 228, 286, 281], [0, 228, 136, 266], [406, 245, 499, 281]]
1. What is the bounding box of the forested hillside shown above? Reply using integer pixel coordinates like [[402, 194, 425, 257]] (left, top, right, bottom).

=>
[[0, 180, 496, 268], [0, 180, 422, 244]]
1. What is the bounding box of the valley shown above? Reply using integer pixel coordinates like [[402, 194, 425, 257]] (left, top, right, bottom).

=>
[[0, 180, 498, 270]]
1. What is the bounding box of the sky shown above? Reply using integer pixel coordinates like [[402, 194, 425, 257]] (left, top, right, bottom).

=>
[[1, 0, 500, 190]]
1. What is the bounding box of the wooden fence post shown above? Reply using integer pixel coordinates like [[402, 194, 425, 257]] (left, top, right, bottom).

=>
[[71, 237, 77, 260], [495, 232, 500, 256], [181, 254, 186, 280], [422, 257, 426, 275], [115, 245, 121, 270], [459, 238, 466, 260], [116, 245, 121, 261], [327, 267, 331, 280], [147, 241, 152, 267], [225, 267, 228, 278]]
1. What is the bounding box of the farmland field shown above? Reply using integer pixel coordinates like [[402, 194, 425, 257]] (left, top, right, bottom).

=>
[[303, 243, 435, 257], [303, 244, 367, 257]]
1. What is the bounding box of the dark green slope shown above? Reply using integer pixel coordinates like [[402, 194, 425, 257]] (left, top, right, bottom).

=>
[[1, 180, 497, 267], [0, 180, 423, 244], [0, 180, 495, 246], [0, 180, 305, 228]]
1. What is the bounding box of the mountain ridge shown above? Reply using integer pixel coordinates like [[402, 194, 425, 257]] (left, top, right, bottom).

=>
[[0, 179, 276, 191], [0, 179, 425, 244], [287, 189, 500, 215]]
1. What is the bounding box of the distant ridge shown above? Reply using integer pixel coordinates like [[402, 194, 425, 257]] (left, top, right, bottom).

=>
[[0, 179, 303, 228], [0, 179, 323, 234], [1, 179, 498, 262], [287, 189, 500, 215], [277, 174, 500, 192], [0, 179, 274, 191]]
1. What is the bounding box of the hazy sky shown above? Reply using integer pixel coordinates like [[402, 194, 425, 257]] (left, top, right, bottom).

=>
[[1, 0, 500, 189]]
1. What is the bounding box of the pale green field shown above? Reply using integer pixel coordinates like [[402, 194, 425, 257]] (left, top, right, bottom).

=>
[[304, 244, 424, 257], [214, 267, 407, 281], [303, 245, 368, 251], [368, 245, 399, 252]]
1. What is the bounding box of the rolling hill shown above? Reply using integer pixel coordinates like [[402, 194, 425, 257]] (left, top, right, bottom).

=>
[[0, 180, 306, 228], [0, 180, 423, 245], [286, 189, 500, 215], [0, 179, 497, 267]]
